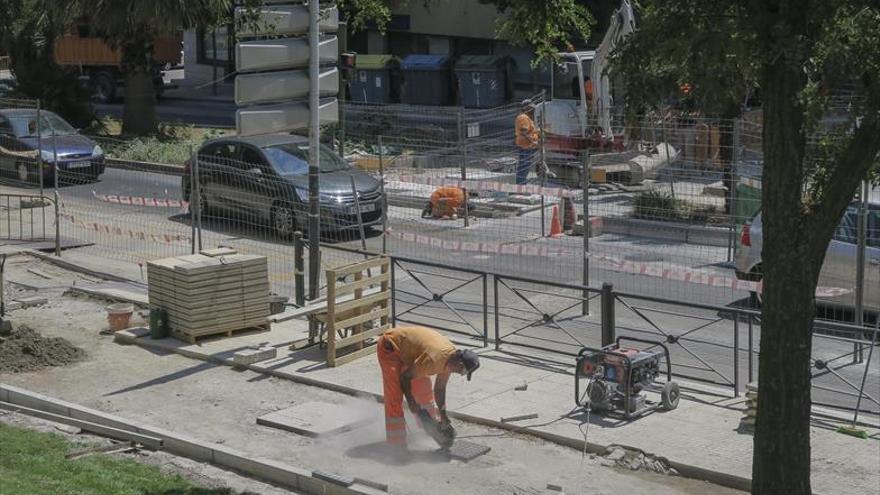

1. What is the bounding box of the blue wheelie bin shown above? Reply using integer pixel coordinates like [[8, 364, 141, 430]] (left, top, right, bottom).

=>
[[400, 54, 453, 106]]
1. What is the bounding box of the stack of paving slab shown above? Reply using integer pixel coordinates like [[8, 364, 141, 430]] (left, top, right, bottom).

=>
[[147, 248, 270, 343], [740, 381, 758, 432]]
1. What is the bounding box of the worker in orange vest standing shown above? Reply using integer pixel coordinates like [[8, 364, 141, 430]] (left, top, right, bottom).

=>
[[515, 99, 539, 185], [376, 326, 480, 450]]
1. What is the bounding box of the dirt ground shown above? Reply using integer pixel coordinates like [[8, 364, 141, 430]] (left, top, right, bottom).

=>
[[0, 254, 743, 495]]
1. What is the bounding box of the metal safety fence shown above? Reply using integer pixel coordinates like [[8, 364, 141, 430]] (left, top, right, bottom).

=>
[[323, 243, 879, 423]]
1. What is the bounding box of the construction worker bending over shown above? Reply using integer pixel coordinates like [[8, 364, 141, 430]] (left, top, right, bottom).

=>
[[422, 186, 470, 219], [377, 325, 480, 448], [515, 99, 539, 185]]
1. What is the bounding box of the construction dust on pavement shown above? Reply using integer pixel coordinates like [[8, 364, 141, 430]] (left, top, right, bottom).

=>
[[0, 253, 741, 495]]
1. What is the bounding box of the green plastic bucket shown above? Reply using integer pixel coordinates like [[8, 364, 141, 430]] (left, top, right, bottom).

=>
[[149, 307, 168, 339]]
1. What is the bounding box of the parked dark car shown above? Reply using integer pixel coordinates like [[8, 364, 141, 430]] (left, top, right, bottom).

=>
[[182, 134, 384, 237], [0, 109, 105, 183]]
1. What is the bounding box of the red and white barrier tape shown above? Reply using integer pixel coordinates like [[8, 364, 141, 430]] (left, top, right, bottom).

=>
[[385, 229, 573, 257], [92, 191, 189, 209], [394, 174, 576, 198], [385, 229, 851, 296], [60, 212, 191, 245]]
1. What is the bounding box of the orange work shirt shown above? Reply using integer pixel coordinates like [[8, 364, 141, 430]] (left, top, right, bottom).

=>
[[515, 113, 539, 149], [383, 326, 456, 378]]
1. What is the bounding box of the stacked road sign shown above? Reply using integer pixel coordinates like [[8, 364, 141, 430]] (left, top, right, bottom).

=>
[[234, 1, 340, 136], [740, 381, 758, 432], [147, 249, 270, 343]]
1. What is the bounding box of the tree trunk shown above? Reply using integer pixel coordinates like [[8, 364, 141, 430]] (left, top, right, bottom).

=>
[[119, 33, 158, 136], [751, 16, 816, 491], [121, 68, 158, 135]]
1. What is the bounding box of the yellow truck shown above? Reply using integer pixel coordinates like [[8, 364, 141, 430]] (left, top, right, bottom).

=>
[[53, 27, 182, 102]]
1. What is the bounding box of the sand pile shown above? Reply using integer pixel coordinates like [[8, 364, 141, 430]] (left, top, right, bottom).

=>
[[0, 325, 85, 373]]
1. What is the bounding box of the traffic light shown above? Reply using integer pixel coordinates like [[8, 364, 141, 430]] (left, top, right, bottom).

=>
[[234, 2, 340, 136]]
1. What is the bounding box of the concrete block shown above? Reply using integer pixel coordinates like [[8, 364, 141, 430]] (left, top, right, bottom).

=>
[[350, 483, 390, 495], [200, 247, 238, 257], [313, 471, 354, 487], [446, 440, 491, 462], [14, 296, 48, 308], [160, 435, 216, 463], [353, 478, 389, 492], [0, 387, 7, 403], [68, 408, 137, 432], [299, 476, 360, 495], [213, 446, 303, 489], [256, 401, 371, 437], [3, 386, 70, 417], [233, 346, 277, 366], [114, 327, 150, 344], [685, 225, 730, 248]]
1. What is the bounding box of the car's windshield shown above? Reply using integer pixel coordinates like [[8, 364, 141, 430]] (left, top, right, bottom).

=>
[[263, 143, 350, 175], [7, 113, 77, 138]]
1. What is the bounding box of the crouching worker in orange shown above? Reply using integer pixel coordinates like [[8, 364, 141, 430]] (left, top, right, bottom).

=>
[[422, 186, 469, 219], [377, 326, 480, 449]]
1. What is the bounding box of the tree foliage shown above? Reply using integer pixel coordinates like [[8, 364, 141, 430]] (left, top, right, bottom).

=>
[[47, 0, 261, 135], [612, 1, 758, 117], [340, 0, 595, 63], [1, 0, 95, 128]]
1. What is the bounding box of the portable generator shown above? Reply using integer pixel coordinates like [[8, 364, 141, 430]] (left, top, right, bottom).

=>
[[575, 336, 680, 419]]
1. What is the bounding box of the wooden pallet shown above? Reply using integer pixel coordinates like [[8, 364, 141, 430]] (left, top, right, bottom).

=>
[[172, 322, 271, 345], [324, 256, 391, 367]]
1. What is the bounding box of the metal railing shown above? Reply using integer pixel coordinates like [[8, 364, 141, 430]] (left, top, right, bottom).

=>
[[0, 192, 60, 255], [319, 243, 879, 422]]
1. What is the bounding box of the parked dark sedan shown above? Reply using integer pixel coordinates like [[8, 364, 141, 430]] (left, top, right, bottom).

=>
[[0, 109, 105, 183], [182, 134, 384, 237]]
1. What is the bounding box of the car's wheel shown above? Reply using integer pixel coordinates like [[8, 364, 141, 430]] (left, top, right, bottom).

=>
[[661, 381, 680, 410], [272, 203, 297, 239], [16, 161, 30, 183]]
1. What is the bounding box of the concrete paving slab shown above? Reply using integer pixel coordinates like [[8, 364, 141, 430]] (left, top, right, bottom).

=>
[[446, 440, 491, 462], [257, 401, 372, 438]]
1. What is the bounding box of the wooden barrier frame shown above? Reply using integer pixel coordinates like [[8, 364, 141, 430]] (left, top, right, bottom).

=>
[[325, 256, 391, 367]]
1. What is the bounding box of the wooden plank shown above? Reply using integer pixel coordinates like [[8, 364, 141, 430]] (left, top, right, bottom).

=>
[[334, 323, 389, 349], [330, 344, 377, 367], [331, 290, 389, 317], [172, 323, 269, 342], [329, 257, 388, 277], [168, 315, 269, 331], [326, 268, 338, 367], [333, 305, 389, 331]]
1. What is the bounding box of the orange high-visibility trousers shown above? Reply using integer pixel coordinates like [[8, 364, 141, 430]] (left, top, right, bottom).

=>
[[377, 336, 440, 445]]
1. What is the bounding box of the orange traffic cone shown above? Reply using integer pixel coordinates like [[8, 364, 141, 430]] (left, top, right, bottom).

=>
[[548, 205, 563, 237]]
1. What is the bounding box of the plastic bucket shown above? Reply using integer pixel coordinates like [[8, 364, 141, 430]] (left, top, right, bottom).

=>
[[106, 303, 134, 332], [149, 307, 168, 339], [269, 295, 288, 315]]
